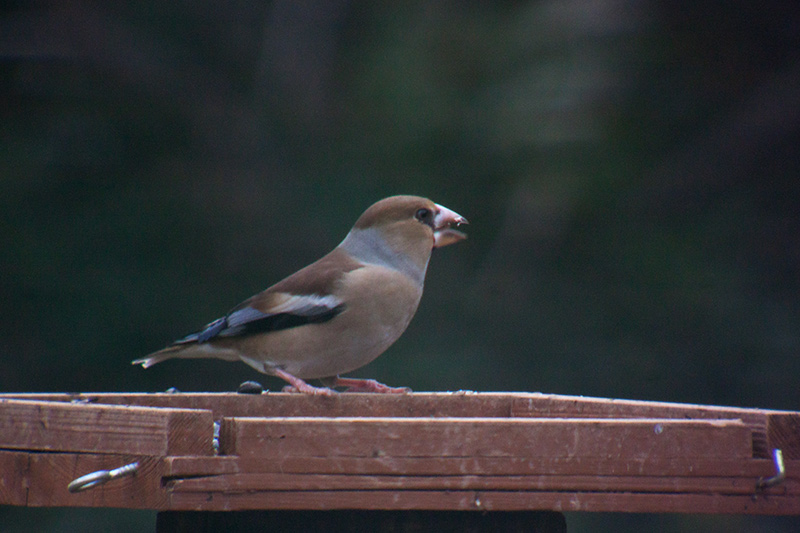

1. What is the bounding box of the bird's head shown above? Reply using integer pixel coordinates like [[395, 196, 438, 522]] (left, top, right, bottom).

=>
[[354, 195, 467, 247], [341, 195, 467, 281]]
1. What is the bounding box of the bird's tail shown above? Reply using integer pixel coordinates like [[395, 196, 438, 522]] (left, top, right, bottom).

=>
[[132, 343, 240, 368], [131, 345, 184, 368]]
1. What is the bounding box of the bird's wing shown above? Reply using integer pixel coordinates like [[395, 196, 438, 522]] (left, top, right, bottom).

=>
[[175, 248, 363, 345], [176, 292, 345, 344]]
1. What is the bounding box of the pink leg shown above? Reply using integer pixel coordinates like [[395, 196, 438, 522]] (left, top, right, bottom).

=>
[[272, 368, 335, 396], [328, 376, 411, 394]]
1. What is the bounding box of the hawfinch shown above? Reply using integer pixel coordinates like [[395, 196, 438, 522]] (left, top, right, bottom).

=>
[[133, 195, 467, 394]]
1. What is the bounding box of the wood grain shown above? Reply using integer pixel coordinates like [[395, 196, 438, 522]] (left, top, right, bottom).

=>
[[220, 417, 753, 459], [167, 489, 800, 514], [0, 451, 29, 506], [3, 392, 795, 458], [164, 455, 781, 479], [166, 471, 798, 495], [0, 399, 214, 456], [26, 453, 166, 509], [1, 392, 797, 515]]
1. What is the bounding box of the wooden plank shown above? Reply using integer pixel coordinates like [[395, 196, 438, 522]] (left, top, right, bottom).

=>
[[163, 455, 798, 511], [11, 391, 791, 458], [220, 417, 752, 459], [0, 392, 516, 419], [767, 414, 800, 459], [511, 395, 799, 459], [164, 455, 783, 479], [1, 393, 796, 516], [8, 392, 789, 458], [510, 394, 774, 419], [0, 399, 214, 456], [167, 489, 800, 514], [2, 391, 794, 424], [0, 451, 30, 506], [2, 391, 792, 423], [8, 452, 789, 512], [26, 453, 166, 509], [0, 391, 758, 418], [166, 471, 797, 495]]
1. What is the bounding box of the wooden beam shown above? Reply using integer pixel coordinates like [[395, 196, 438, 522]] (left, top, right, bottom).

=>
[[220, 417, 753, 459], [0, 392, 519, 419], [0, 451, 166, 509], [0, 451, 29, 506], [766, 414, 800, 460], [1, 393, 797, 516], [510, 395, 800, 459], [0, 399, 214, 456], [166, 471, 797, 495], [26, 454, 166, 509], [166, 489, 800, 514], [2, 392, 795, 459], [164, 455, 781, 479]]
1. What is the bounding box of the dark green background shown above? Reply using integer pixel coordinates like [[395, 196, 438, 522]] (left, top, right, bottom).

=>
[[2, 2, 798, 531]]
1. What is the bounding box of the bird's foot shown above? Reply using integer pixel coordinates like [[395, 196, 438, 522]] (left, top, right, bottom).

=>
[[273, 367, 336, 396], [281, 384, 336, 396], [327, 376, 412, 394]]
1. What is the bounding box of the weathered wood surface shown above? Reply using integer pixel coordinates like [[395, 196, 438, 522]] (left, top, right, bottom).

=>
[[165, 489, 800, 514], [164, 455, 779, 478], [0, 451, 28, 506], [511, 395, 800, 460], [166, 467, 799, 495], [0, 398, 214, 456], [0, 450, 166, 509], [220, 417, 752, 459], [0, 392, 797, 514], [4, 392, 796, 458]]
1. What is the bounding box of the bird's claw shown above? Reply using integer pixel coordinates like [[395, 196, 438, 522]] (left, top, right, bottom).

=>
[[329, 377, 412, 394], [281, 384, 336, 396]]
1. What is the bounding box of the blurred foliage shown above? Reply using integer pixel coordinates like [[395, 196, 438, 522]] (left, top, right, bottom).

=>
[[2, 1, 799, 531]]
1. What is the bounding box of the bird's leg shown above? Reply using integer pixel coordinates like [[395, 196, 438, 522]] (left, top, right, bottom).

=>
[[324, 376, 412, 394], [272, 367, 335, 396]]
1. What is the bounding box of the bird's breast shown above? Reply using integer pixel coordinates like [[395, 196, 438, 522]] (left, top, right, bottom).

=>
[[240, 264, 424, 379]]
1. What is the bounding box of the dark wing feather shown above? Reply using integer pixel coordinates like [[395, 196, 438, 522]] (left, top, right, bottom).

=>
[[174, 293, 345, 345], [172, 247, 361, 345]]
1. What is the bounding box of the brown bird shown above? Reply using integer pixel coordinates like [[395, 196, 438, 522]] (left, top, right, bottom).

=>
[[133, 195, 467, 394]]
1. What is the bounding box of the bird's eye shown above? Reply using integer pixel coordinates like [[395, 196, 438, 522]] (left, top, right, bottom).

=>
[[415, 208, 432, 223]]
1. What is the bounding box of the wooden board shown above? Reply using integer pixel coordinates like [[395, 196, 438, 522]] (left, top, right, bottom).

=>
[[166, 489, 800, 514], [164, 455, 781, 479], [3, 392, 796, 458], [0, 451, 165, 509], [166, 471, 799, 495], [6, 391, 794, 420], [4, 452, 792, 512], [1, 393, 798, 515], [511, 395, 800, 459], [27, 454, 166, 509], [0, 451, 29, 506], [0, 399, 214, 456], [219, 417, 753, 459]]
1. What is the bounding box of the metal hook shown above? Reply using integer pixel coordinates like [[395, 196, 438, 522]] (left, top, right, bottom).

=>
[[756, 449, 785, 490], [67, 462, 139, 493]]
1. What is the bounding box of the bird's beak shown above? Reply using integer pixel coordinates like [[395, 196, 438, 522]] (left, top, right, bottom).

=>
[[433, 204, 468, 248]]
